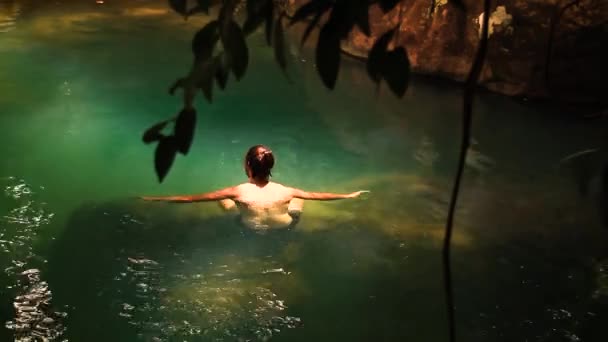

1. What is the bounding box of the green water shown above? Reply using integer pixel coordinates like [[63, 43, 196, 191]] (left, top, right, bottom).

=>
[[1, 1, 607, 341]]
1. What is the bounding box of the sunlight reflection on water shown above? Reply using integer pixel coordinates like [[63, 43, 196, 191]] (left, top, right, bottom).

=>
[[109, 247, 302, 341], [1, 177, 67, 341]]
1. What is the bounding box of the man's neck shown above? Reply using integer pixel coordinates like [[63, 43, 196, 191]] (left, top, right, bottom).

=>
[[249, 177, 269, 187]]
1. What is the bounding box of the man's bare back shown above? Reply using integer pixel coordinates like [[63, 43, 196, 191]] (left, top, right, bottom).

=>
[[227, 182, 302, 230]]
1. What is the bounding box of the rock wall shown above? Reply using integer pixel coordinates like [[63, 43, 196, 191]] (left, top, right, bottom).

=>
[[287, 0, 607, 104]]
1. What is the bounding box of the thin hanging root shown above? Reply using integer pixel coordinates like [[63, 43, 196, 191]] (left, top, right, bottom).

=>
[[442, 0, 492, 341]]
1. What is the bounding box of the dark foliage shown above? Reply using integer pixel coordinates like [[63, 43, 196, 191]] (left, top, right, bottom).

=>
[[142, 120, 170, 144], [155, 136, 178, 183], [222, 19, 249, 80], [174, 108, 197, 155], [215, 60, 229, 89], [187, 0, 212, 17], [367, 28, 395, 82], [367, 27, 410, 96], [192, 20, 219, 62], [315, 21, 341, 89], [273, 15, 289, 77], [151, 0, 414, 183], [168, 0, 188, 15]]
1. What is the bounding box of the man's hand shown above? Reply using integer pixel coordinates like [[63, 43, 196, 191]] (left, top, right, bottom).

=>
[[347, 190, 370, 198]]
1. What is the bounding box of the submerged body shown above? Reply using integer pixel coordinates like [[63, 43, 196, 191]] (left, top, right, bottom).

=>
[[225, 182, 304, 230]]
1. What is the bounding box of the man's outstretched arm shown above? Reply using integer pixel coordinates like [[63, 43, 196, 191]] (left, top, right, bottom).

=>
[[290, 188, 369, 201], [140, 187, 238, 203]]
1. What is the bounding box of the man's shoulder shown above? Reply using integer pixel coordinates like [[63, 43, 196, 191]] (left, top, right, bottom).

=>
[[269, 181, 289, 189], [270, 182, 295, 196], [235, 183, 251, 189], [232, 183, 250, 194]]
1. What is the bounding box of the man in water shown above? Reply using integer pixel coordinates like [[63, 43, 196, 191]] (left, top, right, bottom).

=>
[[141, 145, 368, 230]]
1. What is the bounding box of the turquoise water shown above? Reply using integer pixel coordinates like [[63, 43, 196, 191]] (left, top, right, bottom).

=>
[[1, 1, 607, 341]]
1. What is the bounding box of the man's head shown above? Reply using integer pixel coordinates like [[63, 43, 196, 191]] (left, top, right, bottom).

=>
[[244, 145, 274, 181]]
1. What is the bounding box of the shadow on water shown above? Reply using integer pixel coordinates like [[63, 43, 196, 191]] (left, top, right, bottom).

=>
[[46, 199, 250, 341], [453, 235, 608, 342], [450, 178, 608, 342]]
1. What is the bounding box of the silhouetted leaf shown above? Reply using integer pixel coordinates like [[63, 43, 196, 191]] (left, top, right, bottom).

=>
[[200, 72, 214, 102], [196, 0, 211, 11], [143, 120, 170, 144], [186, 0, 212, 18], [242, 0, 272, 36], [218, 1, 231, 24], [222, 20, 249, 80], [274, 16, 287, 74], [245, 0, 261, 14], [290, 0, 332, 46], [367, 28, 395, 83], [290, 0, 331, 24], [243, 13, 264, 36], [168, 0, 187, 15], [316, 23, 341, 89], [377, 0, 400, 13], [264, 1, 274, 45], [355, 6, 371, 36], [155, 136, 178, 183], [243, 0, 264, 34], [169, 78, 185, 95], [174, 108, 197, 155], [192, 20, 219, 62], [382, 47, 410, 97], [366, 26, 410, 96], [191, 57, 218, 102], [215, 62, 229, 90], [301, 12, 322, 46], [328, 1, 354, 39]]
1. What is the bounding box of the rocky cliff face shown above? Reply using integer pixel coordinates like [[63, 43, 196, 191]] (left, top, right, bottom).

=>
[[287, 0, 607, 105]]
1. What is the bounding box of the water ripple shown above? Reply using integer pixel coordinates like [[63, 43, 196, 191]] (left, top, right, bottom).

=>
[[1, 177, 67, 341], [5, 269, 67, 341], [413, 135, 439, 167], [108, 248, 301, 341]]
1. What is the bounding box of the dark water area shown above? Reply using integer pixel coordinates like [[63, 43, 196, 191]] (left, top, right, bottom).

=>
[[1, 0, 607, 341]]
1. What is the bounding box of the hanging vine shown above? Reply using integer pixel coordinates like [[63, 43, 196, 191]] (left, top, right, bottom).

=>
[[442, 0, 491, 341]]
